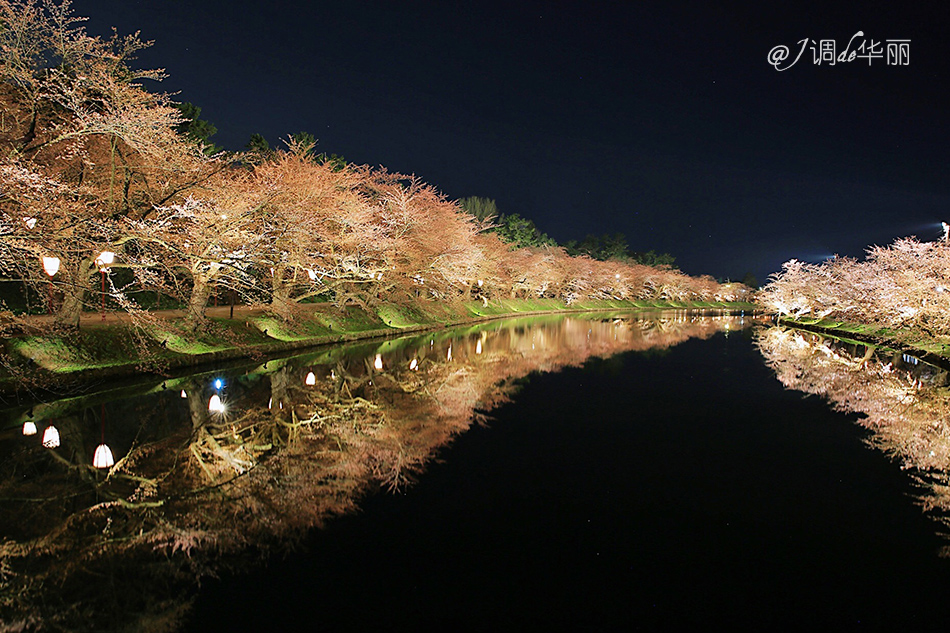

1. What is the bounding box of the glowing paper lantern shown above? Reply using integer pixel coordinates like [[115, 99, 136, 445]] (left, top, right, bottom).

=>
[[95, 250, 115, 270], [22, 421, 37, 436], [374, 354, 383, 370], [93, 444, 115, 469], [42, 256, 60, 277], [305, 371, 316, 385], [208, 394, 225, 413], [42, 426, 60, 448]]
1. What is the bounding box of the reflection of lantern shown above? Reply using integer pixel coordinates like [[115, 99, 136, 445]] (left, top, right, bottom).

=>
[[95, 250, 115, 270], [305, 371, 316, 385], [447, 346, 452, 361], [22, 421, 37, 436], [476, 339, 482, 355], [409, 358, 418, 370], [93, 444, 115, 469], [208, 394, 225, 413], [42, 426, 60, 448], [374, 354, 383, 370], [42, 256, 60, 277]]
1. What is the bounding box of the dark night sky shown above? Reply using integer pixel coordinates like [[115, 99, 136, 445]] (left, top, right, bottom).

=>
[[78, 1, 950, 283]]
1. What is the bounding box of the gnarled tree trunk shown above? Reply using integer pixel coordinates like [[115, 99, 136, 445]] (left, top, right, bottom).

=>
[[186, 265, 220, 330], [55, 259, 95, 329]]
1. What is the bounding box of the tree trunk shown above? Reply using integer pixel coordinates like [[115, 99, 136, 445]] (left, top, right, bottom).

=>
[[186, 272, 214, 330], [55, 260, 94, 329], [270, 269, 295, 322]]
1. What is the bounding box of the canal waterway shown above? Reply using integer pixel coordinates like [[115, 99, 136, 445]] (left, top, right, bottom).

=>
[[2, 311, 950, 631]]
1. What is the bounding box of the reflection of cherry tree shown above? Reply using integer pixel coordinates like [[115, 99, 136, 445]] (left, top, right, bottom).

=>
[[0, 313, 745, 629], [757, 326, 950, 543]]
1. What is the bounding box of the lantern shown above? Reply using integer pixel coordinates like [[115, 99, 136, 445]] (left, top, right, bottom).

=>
[[93, 444, 115, 469], [95, 251, 115, 270], [208, 394, 225, 413], [42, 426, 60, 448], [42, 256, 60, 277]]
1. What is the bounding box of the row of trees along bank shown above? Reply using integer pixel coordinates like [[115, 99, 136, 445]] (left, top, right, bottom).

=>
[[0, 0, 750, 335], [760, 235, 950, 337]]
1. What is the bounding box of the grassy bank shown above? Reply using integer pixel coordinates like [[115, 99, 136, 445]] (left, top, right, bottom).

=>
[[777, 316, 950, 369], [2, 299, 757, 392]]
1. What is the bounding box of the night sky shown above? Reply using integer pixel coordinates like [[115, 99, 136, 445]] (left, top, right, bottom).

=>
[[78, 1, 950, 284]]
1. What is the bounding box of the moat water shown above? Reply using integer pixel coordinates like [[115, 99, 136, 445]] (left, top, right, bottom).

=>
[[3, 311, 950, 630]]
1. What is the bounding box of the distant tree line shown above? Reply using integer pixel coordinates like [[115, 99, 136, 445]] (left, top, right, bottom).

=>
[[458, 197, 676, 268]]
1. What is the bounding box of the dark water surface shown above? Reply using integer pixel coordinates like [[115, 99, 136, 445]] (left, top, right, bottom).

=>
[[3, 313, 950, 631]]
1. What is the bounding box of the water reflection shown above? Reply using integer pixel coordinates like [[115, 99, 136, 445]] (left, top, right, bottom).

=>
[[0, 312, 746, 631], [757, 326, 950, 546]]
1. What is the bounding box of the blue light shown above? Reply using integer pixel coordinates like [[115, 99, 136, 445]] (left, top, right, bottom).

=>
[[213, 378, 223, 390]]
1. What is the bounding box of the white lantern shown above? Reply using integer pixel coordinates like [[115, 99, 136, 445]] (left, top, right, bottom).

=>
[[42, 256, 60, 277], [95, 251, 115, 270], [93, 444, 115, 469], [42, 425, 60, 448], [22, 421, 37, 436], [208, 394, 225, 413], [305, 371, 316, 385]]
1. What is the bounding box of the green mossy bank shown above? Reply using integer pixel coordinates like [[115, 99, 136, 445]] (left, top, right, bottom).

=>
[[2, 299, 756, 393]]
